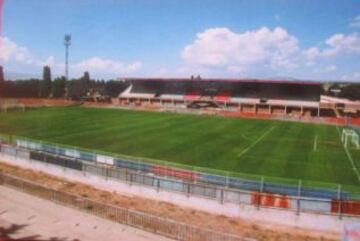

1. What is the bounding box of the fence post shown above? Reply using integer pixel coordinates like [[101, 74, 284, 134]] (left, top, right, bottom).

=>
[[137, 159, 140, 172], [15, 144, 18, 157], [52, 189, 56, 203], [127, 210, 131, 226], [55, 144, 58, 156], [157, 178, 160, 192], [165, 162, 169, 179], [0, 171, 3, 185], [125, 168, 131, 186], [29, 141, 33, 164], [338, 184, 342, 219], [186, 182, 190, 197], [105, 166, 109, 181], [297, 180, 302, 215], [258, 176, 264, 210], [83, 162, 87, 177], [226, 172, 229, 188], [260, 176, 264, 193], [220, 187, 224, 204]]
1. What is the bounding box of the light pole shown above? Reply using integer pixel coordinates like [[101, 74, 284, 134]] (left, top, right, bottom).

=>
[[64, 34, 71, 98], [0, 0, 4, 76], [64, 34, 71, 80]]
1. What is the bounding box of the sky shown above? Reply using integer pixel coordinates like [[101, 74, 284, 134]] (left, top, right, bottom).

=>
[[1, 0, 360, 81]]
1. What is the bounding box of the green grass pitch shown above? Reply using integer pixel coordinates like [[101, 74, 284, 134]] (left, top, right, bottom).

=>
[[0, 106, 359, 190]]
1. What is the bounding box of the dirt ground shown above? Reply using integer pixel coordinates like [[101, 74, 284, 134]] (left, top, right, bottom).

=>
[[0, 162, 340, 241], [0, 98, 75, 107]]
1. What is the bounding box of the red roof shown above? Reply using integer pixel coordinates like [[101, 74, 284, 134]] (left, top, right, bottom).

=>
[[122, 77, 321, 86]]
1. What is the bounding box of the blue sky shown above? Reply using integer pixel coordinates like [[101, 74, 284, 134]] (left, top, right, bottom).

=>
[[1, 0, 360, 81]]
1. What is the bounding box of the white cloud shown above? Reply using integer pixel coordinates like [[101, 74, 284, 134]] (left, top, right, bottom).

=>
[[0, 37, 39, 65], [180, 27, 360, 79], [226, 65, 247, 73], [341, 72, 360, 81], [181, 27, 300, 74], [0, 37, 57, 69], [0, 37, 142, 78], [349, 15, 360, 28], [305, 61, 316, 67], [42, 56, 55, 67], [152, 67, 169, 77], [303, 33, 360, 60], [323, 33, 360, 56], [313, 65, 337, 73], [76, 57, 142, 75], [303, 47, 321, 61], [176, 66, 210, 77]]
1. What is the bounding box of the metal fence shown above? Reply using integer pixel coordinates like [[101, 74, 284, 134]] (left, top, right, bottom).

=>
[[1, 144, 359, 217], [0, 172, 251, 241], [0, 133, 357, 201]]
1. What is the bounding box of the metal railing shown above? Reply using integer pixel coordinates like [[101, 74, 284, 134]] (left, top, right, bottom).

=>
[[0, 172, 251, 241], [0, 133, 358, 201], [1, 145, 359, 217]]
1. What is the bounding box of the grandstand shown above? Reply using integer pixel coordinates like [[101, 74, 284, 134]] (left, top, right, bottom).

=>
[[118, 78, 360, 118], [118, 78, 327, 117]]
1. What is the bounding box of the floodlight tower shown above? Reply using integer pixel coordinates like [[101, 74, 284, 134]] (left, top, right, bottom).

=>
[[0, 0, 5, 83], [0, 0, 4, 51], [64, 34, 71, 80]]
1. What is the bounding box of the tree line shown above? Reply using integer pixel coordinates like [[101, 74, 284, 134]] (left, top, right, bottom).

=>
[[1, 65, 359, 101], [324, 83, 360, 101], [0, 66, 129, 99]]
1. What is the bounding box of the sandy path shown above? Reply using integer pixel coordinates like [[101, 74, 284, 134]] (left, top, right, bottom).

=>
[[0, 185, 173, 241]]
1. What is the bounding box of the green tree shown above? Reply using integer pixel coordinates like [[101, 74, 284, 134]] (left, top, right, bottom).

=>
[[52, 76, 67, 98], [0, 66, 4, 82], [82, 71, 91, 96], [39, 66, 52, 97], [67, 72, 92, 100], [104, 80, 128, 97], [340, 83, 360, 100]]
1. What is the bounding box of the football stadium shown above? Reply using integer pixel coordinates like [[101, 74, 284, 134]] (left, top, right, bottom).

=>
[[1, 79, 360, 241], [2, 1, 360, 239], [0, 79, 359, 195]]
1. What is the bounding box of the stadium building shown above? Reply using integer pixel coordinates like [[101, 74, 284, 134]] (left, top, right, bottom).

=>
[[118, 78, 360, 117]]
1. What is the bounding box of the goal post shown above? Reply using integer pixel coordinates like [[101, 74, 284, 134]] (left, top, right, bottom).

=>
[[0, 101, 25, 113], [342, 128, 360, 149]]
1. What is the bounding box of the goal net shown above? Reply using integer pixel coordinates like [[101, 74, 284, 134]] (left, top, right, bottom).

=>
[[342, 128, 360, 149]]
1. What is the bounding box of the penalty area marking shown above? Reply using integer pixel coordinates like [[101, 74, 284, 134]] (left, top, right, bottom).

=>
[[238, 125, 276, 158], [336, 125, 360, 183]]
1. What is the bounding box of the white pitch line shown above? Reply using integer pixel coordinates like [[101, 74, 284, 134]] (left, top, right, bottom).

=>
[[238, 125, 276, 157], [313, 134, 318, 152], [344, 146, 360, 183], [336, 125, 341, 137], [336, 125, 360, 183]]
